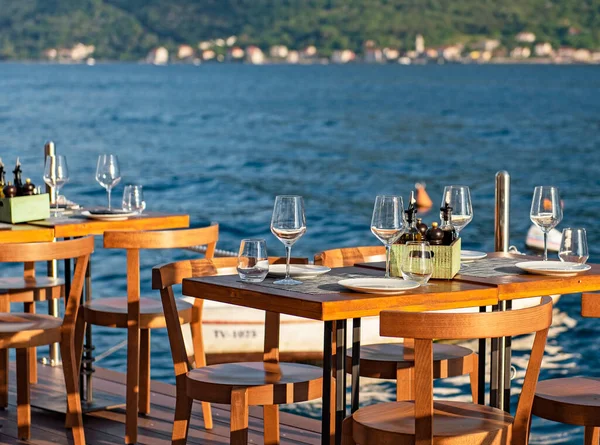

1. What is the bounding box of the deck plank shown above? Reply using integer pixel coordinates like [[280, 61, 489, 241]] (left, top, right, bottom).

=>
[[3, 362, 321, 445]]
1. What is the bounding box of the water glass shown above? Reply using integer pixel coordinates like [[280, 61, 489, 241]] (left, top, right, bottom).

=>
[[237, 239, 269, 283], [270, 195, 306, 285], [558, 228, 589, 264], [43, 155, 69, 216], [122, 185, 146, 214], [400, 241, 434, 285], [530, 186, 562, 261], [371, 195, 405, 278]]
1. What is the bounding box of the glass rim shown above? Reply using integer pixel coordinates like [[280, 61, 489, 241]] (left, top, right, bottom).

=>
[[561, 227, 586, 232], [444, 185, 469, 189], [240, 238, 267, 243], [374, 194, 403, 199], [124, 184, 143, 188], [274, 194, 303, 198], [533, 185, 559, 191], [405, 241, 431, 246]]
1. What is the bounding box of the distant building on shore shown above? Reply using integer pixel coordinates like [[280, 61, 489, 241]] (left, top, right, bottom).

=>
[[331, 49, 356, 64], [146, 47, 169, 65], [511, 46, 531, 59], [516, 32, 536, 43], [45, 43, 95, 63], [416, 34, 425, 54], [269, 45, 289, 59], [534, 42, 554, 57], [246, 46, 265, 64], [177, 45, 194, 60]]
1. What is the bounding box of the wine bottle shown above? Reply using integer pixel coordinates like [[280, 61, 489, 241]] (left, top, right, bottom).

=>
[[13, 157, 23, 196]]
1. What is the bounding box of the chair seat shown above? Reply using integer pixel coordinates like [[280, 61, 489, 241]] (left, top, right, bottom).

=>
[[347, 343, 476, 379], [533, 377, 600, 426], [0, 277, 64, 302], [0, 313, 62, 349], [84, 297, 193, 329], [350, 400, 513, 444], [186, 361, 323, 405]]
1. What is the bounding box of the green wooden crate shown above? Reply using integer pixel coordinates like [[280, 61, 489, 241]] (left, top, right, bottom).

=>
[[0, 194, 50, 223], [391, 238, 461, 280]]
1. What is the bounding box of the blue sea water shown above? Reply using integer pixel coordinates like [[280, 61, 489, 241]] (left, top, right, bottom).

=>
[[1, 62, 600, 443]]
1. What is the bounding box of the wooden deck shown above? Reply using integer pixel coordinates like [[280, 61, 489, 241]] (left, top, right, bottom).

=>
[[1, 362, 321, 444]]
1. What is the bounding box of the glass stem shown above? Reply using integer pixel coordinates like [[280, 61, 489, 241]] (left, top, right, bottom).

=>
[[55, 187, 60, 212], [285, 245, 292, 279], [385, 244, 391, 278], [543, 231, 548, 261], [107, 188, 112, 211]]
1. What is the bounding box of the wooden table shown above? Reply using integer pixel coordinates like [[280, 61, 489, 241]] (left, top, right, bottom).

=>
[[0, 223, 54, 243], [27, 211, 190, 413], [357, 252, 600, 411], [182, 266, 498, 445]]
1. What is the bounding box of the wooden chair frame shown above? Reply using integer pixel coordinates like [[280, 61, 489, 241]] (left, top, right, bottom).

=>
[[152, 256, 319, 445], [93, 225, 218, 444], [343, 296, 553, 445], [0, 236, 94, 445]]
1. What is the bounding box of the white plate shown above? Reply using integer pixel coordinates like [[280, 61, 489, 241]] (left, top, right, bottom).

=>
[[461, 250, 487, 261], [515, 261, 591, 277], [338, 278, 420, 295], [268, 264, 331, 279], [81, 210, 138, 221]]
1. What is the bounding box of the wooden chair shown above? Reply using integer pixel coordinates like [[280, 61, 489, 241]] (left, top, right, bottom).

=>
[[532, 292, 600, 445], [314, 246, 479, 402], [0, 236, 94, 444], [152, 256, 324, 445], [0, 257, 65, 407], [81, 225, 219, 445], [342, 296, 553, 445]]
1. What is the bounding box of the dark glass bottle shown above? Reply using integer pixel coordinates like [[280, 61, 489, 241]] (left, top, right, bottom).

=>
[[426, 222, 444, 245], [416, 218, 428, 237], [3, 182, 17, 198], [13, 159, 23, 196], [398, 194, 423, 244], [23, 178, 35, 196], [0, 160, 5, 198], [440, 203, 458, 245]]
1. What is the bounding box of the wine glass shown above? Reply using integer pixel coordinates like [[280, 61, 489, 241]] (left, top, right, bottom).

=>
[[401, 241, 433, 285], [43, 155, 69, 216], [95, 154, 121, 211], [558, 228, 588, 264], [530, 186, 562, 261], [440, 185, 473, 236], [371, 195, 405, 278], [270, 195, 306, 285]]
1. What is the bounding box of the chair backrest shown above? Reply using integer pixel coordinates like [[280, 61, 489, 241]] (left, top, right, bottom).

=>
[[380, 296, 553, 445], [314, 246, 385, 267], [0, 237, 94, 332], [152, 256, 308, 378], [581, 292, 600, 318]]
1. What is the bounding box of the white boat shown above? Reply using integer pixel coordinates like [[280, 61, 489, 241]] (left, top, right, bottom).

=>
[[526, 225, 562, 252]]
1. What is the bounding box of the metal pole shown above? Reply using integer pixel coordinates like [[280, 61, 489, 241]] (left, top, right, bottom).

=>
[[493, 171, 510, 411], [44, 141, 61, 366]]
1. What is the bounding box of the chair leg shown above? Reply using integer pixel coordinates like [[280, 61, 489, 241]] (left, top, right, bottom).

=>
[[16, 348, 31, 440], [139, 329, 151, 415], [24, 302, 38, 384], [172, 388, 193, 445], [74, 310, 86, 372], [585, 427, 600, 445], [190, 305, 213, 429], [469, 354, 479, 404], [126, 324, 140, 445], [61, 339, 85, 445], [230, 388, 249, 445], [0, 349, 8, 409], [396, 368, 414, 401], [0, 294, 9, 409], [341, 416, 355, 445], [263, 405, 280, 445]]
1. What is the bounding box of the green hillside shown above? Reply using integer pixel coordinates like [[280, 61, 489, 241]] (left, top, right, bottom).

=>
[[0, 0, 598, 60]]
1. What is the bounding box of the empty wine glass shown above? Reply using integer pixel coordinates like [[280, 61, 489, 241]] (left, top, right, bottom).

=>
[[270, 195, 306, 285], [43, 155, 69, 216], [530, 186, 562, 261], [122, 185, 145, 214], [237, 239, 269, 283], [95, 154, 121, 211], [371, 195, 405, 278], [401, 241, 434, 285], [440, 185, 473, 236], [558, 228, 588, 264]]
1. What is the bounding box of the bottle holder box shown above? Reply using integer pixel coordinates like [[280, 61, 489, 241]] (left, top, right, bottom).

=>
[[391, 238, 461, 280], [0, 194, 50, 224]]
